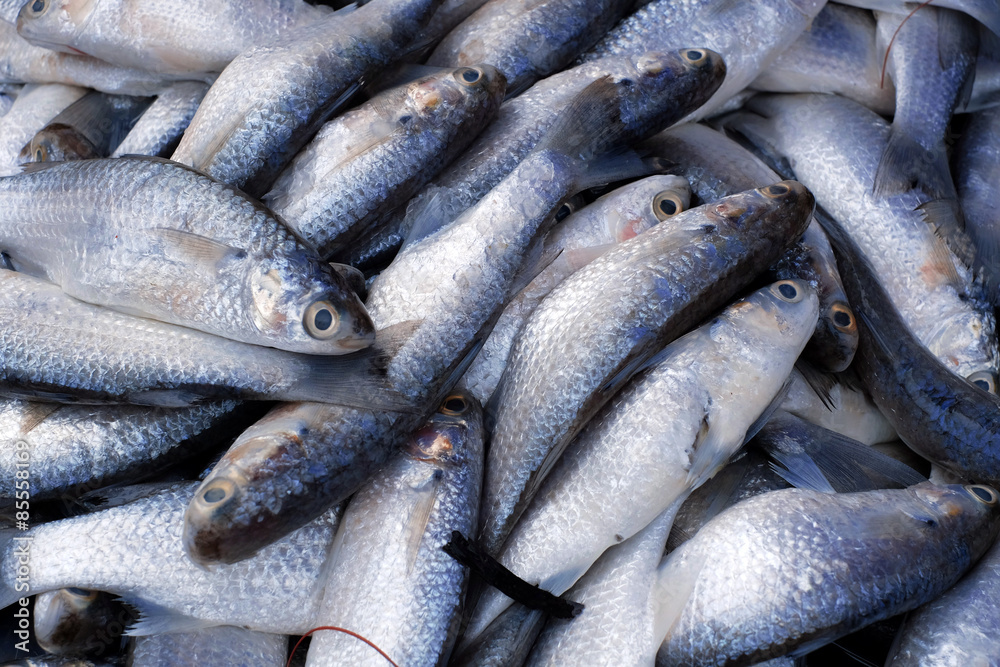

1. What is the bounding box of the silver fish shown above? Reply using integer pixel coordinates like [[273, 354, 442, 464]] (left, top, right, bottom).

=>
[[15, 0, 328, 75], [34, 588, 130, 657], [129, 626, 288, 666], [0, 483, 343, 635], [306, 391, 483, 667], [170, 0, 443, 196], [480, 181, 815, 556], [954, 105, 1000, 304], [112, 81, 209, 158], [653, 482, 1000, 665], [0, 82, 86, 175], [427, 0, 634, 95], [468, 279, 819, 640], [459, 174, 691, 405], [0, 157, 374, 355], [265, 63, 506, 257]]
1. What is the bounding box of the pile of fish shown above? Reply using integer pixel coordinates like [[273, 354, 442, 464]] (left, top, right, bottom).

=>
[[0, 0, 999, 664]]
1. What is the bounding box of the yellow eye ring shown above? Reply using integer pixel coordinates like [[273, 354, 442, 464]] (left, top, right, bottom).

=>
[[304, 300, 340, 340], [652, 191, 683, 220], [771, 280, 805, 303], [455, 67, 484, 86], [967, 485, 1000, 505], [440, 394, 469, 416]]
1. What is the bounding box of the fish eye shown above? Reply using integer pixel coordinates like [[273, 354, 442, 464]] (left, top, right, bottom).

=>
[[304, 300, 340, 340], [967, 485, 999, 505], [555, 201, 576, 221], [66, 588, 97, 600], [830, 302, 856, 333], [771, 280, 804, 303], [26, 0, 48, 17], [200, 479, 235, 506], [682, 49, 707, 64], [760, 183, 791, 198], [440, 394, 469, 416], [967, 370, 997, 394], [652, 191, 683, 220], [455, 67, 484, 86], [33, 143, 46, 162]]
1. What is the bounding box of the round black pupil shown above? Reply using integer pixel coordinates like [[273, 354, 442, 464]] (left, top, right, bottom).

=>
[[314, 308, 333, 331], [462, 69, 479, 83], [556, 204, 571, 221], [658, 198, 677, 215], [972, 486, 993, 502], [769, 185, 788, 195], [31, 0, 44, 11], [778, 284, 797, 299], [686, 50, 702, 60], [445, 397, 466, 413], [68, 588, 91, 597], [833, 311, 851, 327], [35, 149, 43, 160], [974, 379, 991, 391], [204, 487, 226, 503]]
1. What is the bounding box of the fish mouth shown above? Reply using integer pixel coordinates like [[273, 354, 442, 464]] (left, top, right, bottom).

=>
[[336, 332, 376, 351]]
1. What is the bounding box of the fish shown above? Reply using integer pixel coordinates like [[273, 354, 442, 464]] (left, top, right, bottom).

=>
[[954, 106, 1000, 304], [467, 278, 819, 641], [0, 157, 374, 355], [129, 626, 288, 666], [480, 181, 815, 556], [33, 588, 130, 657], [14, 0, 329, 75], [111, 81, 209, 158], [0, 268, 388, 408], [18, 91, 153, 163], [305, 391, 483, 666], [182, 75, 645, 566], [264, 63, 507, 257], [427, 0, 634, 96], [459, 174, 691, 405], [0, 483, 344, 635], [750, 2, 896, 115], [0, 82, 86, 174], [653, 482, 1000, 664], [170, 0, 444, 196]]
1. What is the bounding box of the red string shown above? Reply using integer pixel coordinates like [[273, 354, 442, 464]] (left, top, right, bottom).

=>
[[880, 0, 938, 88], [285, 626, 400, 667]]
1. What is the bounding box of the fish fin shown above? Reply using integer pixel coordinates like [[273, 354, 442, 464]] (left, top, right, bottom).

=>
[[127, 389, 205, 408], [400, 188, 453, 252], [18, 160, 67, 174], [741, 377, 792, 445], [872, 128, 937, 198], [652, 551, 706, 645], [685, 408, 749, 489], [916, 199, 976, 277], [76, 482, 190, 513], [506, 241, 561, 300], [534, 76, 624, 162], [575, 146, 653, 193], [122, 598, 221, 636], [760, 434, 838, 495], [404, 468, 443, 575], [503, 76, 536, 100], [793, 359, 839, 411], [146, 227, 247, 268], [294, 350, 420, 413], [17, 402, 62, 434], [560, 244, 615, 272]]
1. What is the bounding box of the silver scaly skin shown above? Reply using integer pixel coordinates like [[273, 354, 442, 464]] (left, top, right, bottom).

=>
[[15, 0, 328, 75], [393, 48, 726, 252], [458, 174, 690, 405], [112, 81, 209, 158], [644, 122, 858, 372], [182, 76, 638, 566], [954, 105, 1000, 305], [887, 531, 1000, 666], [583, 0, 827, 120], [653, 483, 1000, 665], [728, 93, 999, 382], [525, 507, 677, 667], [0, 157, 374, 355], [305, 392, 483, 667], [468, 280, 819, 640], [427, 0, 634, 95], [0, 398, 241, 502], [265, 63, 506, 257], [836, 0, 1000, 41], [750, 3, 896, 115], [130, 626, 288, 666], [480, 182, 815, 556], [0, 483, 343, 634], [170, 0, 443, 196], [0, 82, 85, 175], [0, 21, 194, 97], [0, 269, 378, 406]]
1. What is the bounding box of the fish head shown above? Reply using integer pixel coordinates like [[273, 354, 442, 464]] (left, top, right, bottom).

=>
[[708, 180, 815, 246], [404, 64, 506, 128], [34, 588, 113, 655], [18, 124, 99, 164], [617, 175, 691, 241], [16, 0, 96, 54], [246, 253, 375, 355], [617, 48, 726, 126], [407, 391, 484, 468], [733, 279, 820, 344], [906, 482, 1000, 561]]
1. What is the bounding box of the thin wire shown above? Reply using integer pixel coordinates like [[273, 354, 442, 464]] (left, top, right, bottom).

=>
[[285, 626, 400, 667]]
